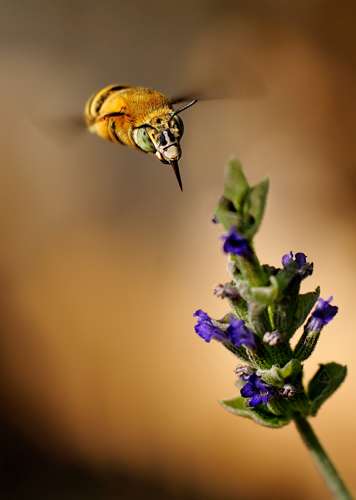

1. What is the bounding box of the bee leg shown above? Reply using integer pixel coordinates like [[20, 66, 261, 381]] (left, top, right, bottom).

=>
[[94, 112, 128, 144], [95, 111, 127, 123]]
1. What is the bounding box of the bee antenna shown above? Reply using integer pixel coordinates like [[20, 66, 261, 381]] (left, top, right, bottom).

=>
[[171, 99, 198, 118]]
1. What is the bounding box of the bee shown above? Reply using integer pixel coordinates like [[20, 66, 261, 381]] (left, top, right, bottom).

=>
[[84, 84, 197, 191]]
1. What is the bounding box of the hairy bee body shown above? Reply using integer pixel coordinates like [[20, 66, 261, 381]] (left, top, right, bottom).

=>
[[85, 85, 171, 146], [84, 84, 197, 190]]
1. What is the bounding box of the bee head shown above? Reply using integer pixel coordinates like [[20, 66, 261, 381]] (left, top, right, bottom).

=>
[[131, 99, 197, 164], [151, 114, 184, 163], [131, 114, 181, 162], [131, 99, 197, 190]]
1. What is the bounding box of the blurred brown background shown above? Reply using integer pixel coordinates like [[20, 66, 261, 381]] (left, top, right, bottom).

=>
[[0, 1, 355, 498]]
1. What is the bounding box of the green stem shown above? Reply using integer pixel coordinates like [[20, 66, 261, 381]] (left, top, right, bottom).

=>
[[294, 416, 353, 499]]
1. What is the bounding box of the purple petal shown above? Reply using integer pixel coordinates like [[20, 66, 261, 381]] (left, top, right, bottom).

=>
[[254, 378, 269, 392], [249, 394, 263, 407], [227, 319, 256, 350], [308, 297, 338, 332], [282, 252, 293, 267], [260, 393, 272, 404], [240, 383, 255, 398], [295, 252, 307, 267], [222, 227, 252, 258], [193, 309, 226, 343], [193, 309, 210, 321]]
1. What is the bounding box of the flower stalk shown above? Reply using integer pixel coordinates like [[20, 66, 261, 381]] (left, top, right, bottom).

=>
[[294, 416, 353, 500]]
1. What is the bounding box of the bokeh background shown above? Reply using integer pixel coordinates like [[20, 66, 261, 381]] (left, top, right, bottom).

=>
[[0, 1, 355, 498]]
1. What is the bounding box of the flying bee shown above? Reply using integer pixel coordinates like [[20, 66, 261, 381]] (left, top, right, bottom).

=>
[[84, 84, 198, 191]]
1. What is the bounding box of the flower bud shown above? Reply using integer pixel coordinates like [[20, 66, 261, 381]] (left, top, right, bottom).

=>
[[263, 331, 283, 346], [235, 365, 254, 380], [213, 283, 240, 300], [281, 251, 313, 279], [280, 384, 296, 398]]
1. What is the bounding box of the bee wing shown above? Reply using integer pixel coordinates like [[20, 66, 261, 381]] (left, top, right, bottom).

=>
[[170, 78, 265, 105], [27, 113, 86, 145], [170, 54, 267, 104]]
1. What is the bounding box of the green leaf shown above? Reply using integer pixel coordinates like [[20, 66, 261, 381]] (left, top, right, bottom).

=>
[[258, 360, 302, 387], [250, 276, 279, 305], [223, 159, 249, 210], [267, 398, 293, 417], [292, 288, 320, 332], [294, 330, 320, 361], [215, 192, 245, 227], [257, 366, 284, 387], [215, 162, 269, 239], [221, 397, 290, 428], [233, 277, 252, 302], [289, 393, 311, 416], [308, 363, 347, 416], [279, 359, 302, 379], [243, 178, 269, 238], [246, 302, 269, 338], [234, 254, 268, 288], [273, 268, 298, 297], [223, 342, 250, 362], [267, 342, 294, 368], [229, 297, 248, 322]]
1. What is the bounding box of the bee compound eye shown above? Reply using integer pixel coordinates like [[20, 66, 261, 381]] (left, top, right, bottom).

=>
[[132, 127, 156, 153], [171, 115, 184, 137]]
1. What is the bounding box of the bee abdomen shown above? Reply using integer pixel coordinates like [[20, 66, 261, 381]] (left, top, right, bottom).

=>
[[109, 120, 125, 145], [85, 84, 128, 125]]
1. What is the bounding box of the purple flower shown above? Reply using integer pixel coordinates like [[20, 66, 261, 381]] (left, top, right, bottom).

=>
[[193, 310, 225, 342], [222, 227, 252, 259], [282, 252, 306, 267], [227, 319, 257, 350], [281, 251, 313, 278], [307, 297, 338, 333], [193, 311, 257, 350], [240, 373, 274, 407]]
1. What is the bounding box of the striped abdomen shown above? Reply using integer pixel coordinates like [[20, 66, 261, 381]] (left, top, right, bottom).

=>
[[84, 84, 132, 145], [84, 84, 128, 126]]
